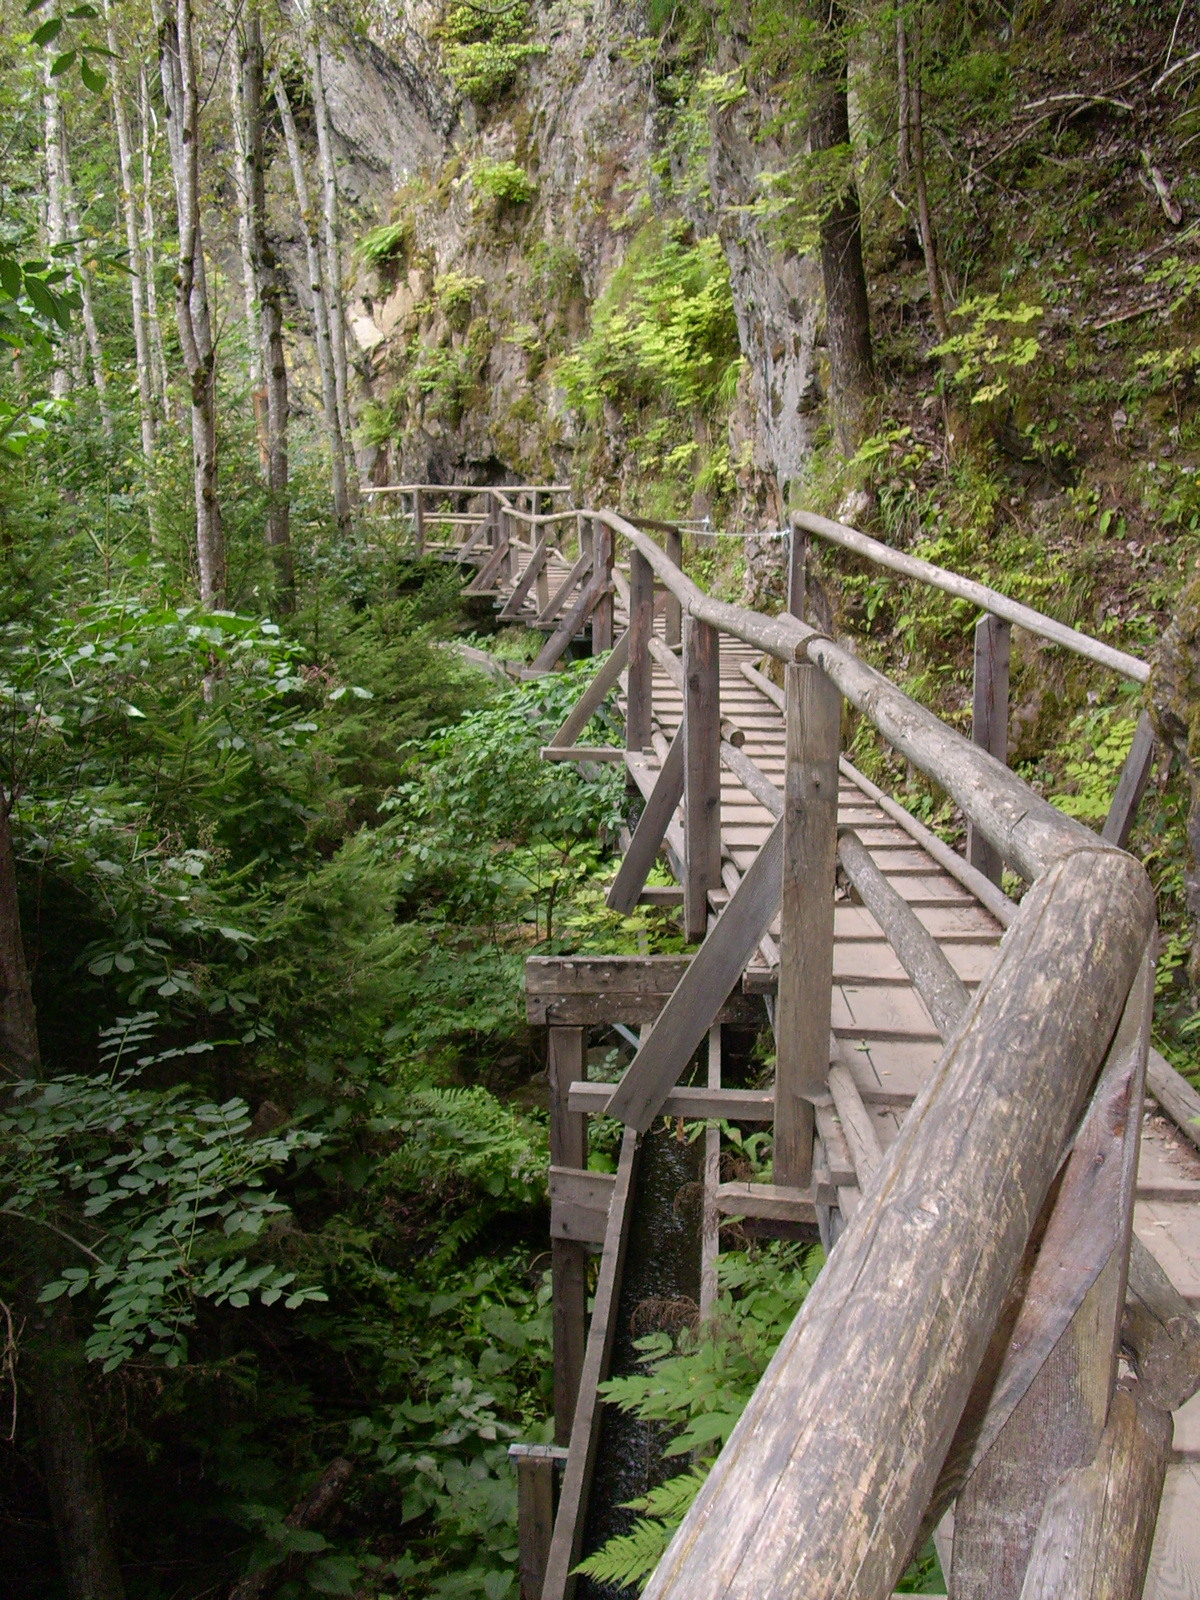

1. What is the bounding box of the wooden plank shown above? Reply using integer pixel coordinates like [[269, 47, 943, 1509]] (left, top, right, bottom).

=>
[[591, 518, 614, 654], [546, 625, 633, 750], [638, 849, 1154, 1600], [456, 514, 492, 563], [540, 745, 625, 763], [512, 1447, 558, 1600], [1097, 715, 1155, 851], [827, 1062, 883, 1189], [607, 723, 685, 914], [1124, 1234, 1200, 1413], [665, 525, 682, 648], [536, 547, 591, 627], [604, 816, 786, 1133], [568, 1082, 774, 1122], [683, 617, 722, 942], [1017, 1387, 1172, 1600], [549, 1167, 615, 1246], [548, 1028, 588, 1447], [649, 634, 685, 691], [1147, 1047, 1200, 1154], [715, 1180, 832, 1221], [701, 1025, 720, 1320], [525, 953, 762, 1028], [542, 1127, 640, 1600], [412, 488, 425, 556], [638, 885, 683, 906], [813, 1100, 858, 1187], [627, 547, 654, 751], [531, 573, 609, 675], [775, 663, 841, 1188], [788, 525, 807, 619], [967, 612, 1011, 887], [837, 830, 970, 1040], [499, 527, 552, 619]]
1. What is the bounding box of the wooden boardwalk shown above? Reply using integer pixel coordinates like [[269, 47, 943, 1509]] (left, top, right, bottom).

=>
[[422, 489, 1200, 1597]]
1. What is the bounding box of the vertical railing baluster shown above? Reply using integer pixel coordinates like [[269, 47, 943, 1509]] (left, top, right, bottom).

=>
[[413, 486, 425, 556], [774, 662, 841, 1190], [967, 612, 1011, 888], [665, 526, 683, 649], [683, 617, 721, 943], [788, 525, 808, 620], [548, 1026, 587, 1447], [592, 518, 613, 655], [627, 548, 654, 751]]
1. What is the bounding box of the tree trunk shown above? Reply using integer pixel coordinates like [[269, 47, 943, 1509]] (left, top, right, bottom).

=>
[[908, 11, 950, 341], [896, 7, 910, 180], [808, 3, 873, 454], [0, 798, 126, 1599], [156, 0, 225, 606], [304, 14, 355, 503], [274, 74, 349, 532], [104, 9, 157, 508], [42, 54, 69, 404], [243, 17, 293, 609], [59, 126, 114, 442], [228, 40, 263, 406], [138, 61, 171, 425]]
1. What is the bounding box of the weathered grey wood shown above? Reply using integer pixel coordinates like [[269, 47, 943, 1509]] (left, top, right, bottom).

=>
[[788, 525, 807, 619], [649, 634, 685, 690], [592, 518, 614, 654], [607, 722, 685, 914], [665, 524, 683, 648], [837, 830, 970, 1039], [499, 528, 552, 619], [740, 658, 785, 711], [605, 816, 786, 1132], [412, 488, 425, 555], [513, 1447, 557, 1600], [568, 1082, 774, 1121], [627, 548, 654, 751], [813, 1099, 858, 1187], [1101, 709, 1156, 848], [540, 745, 626, 763], [548, 1027, 587, 1447], [542, 1127, 640, 1600], [536, 547, 592, 627], [967, 613, 1011, 887], [549, 1167, 615, 1246], [547, 627, 632, 749], [1124, 1234, 1200, 1413], [827, 1063, 883, 1189], [1146, 1047, 1200, 1152], [719, 740, 782, 819], [715, 1180, 834, 1220], [638, 885, 683, 906], [531, 573, 609, 675], [942, 951, 1152, 1598], [838, 755, 1016, 927], [775, 663, 841, 1187], [639, 848, 1154, 1600], [700, 1025, 720, 1320], [794, 509, 1149, 684], [526, 956, 762, 1027], [683, 618, 722, 942], [456, 513, 492, 564], [1017, 1386, 1172, 1600]]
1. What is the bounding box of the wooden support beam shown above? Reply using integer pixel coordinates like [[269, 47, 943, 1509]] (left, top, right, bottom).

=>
[[1016, 1387, 1171, 1600], [715, 1179, 835, 1220], [1123, 1233, 1200, 1412], [683, 617, 722, 942], [1101, 709, 1155, 848], [967, 612, 1011, 887], [837, 830, 970, 1039], [827, 1063, 883, 1190], [649, 634, 685, 689], [607, 722, 685, 914], [638, 849, 1154, 1600], [456, 514, 492, 564], [525, 954, 763, 1028], [509, 1444, 565, 1600], [700, 1025, 720, 1320], [592, 518, 613, 655], [412, 488, 425, 556], [542, 1127, 640, 1600], [788, 525, 807, 619], [604, 815, 785, 1132], [547, 627, 632, 749], [536, 547, 592, 627], [499, 528, 552, 619], [540, 745, 625, 763], [549, 1167, 615, 1246], [774, 662, 841, 1188], [569, 1082, 774, 1121], [1147, 1045, 1200, 1153], [638, 885, 683, 906], [531, 574, 609, 675], [467, 514, 513, 593], [664, 525, 683, 648], [627, 548, 654, 751], [548, 1027, 587, 1447]]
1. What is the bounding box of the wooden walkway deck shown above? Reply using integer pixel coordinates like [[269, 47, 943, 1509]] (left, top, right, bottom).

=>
[[459, 504, 1200, 1598]]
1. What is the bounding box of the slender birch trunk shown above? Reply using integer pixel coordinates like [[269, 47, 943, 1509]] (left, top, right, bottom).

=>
[[139, 60, 171, 425], [60, 128, 114, 441], [42, 56, 69, 402], [908, 11, 949, 340], [242, 15, 293, 609], [896, 5, 910, 180], [229, 38, 267, 479], [104, 11, 156, 490], [156, 0, 225, 605], [304, 13, 355, 501], [274, 75, 349, 531]]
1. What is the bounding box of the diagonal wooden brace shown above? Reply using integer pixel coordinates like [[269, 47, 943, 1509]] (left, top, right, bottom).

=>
[[536, 548, 592, 627], [499, 529, 552, 618], [531, 574, 610, 675], [606, 721, 685, 913]]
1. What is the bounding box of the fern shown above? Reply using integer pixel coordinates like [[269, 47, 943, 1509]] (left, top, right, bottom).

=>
[[573, 1469, 706, 1591]]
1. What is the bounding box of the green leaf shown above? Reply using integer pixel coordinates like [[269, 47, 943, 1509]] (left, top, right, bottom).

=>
[[79, 56, 106, 93], [29, 15, 61, 43], [49, 48, 76, 75]]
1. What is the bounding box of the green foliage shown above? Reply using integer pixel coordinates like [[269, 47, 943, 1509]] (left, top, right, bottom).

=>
[[930, 296, 1045, 405], [437, 0, 546, 102], [357, 218, 413, 266], [471, 159, 537, 208], [1055, 703, 1139, 824]]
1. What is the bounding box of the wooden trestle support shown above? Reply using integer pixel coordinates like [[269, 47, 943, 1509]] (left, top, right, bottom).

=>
[[381, 485, 1200, 1600]]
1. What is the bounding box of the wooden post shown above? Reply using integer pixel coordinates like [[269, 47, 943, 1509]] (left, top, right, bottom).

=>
[[787, 526, 807, 620], [1101, 709, 1155, 849], [592, 518, 613, 655], [412, 488, 425, 556], [774, 663, 841, 1189], [665, 526, 683, 648], [683, 617, 721, 943], [548, 1026, 587, 1446], [579, 513, 592, 565], [700, 1024, 720, 1320], [967, 612, 1010, 887], [510, 1444, 562, 1600], [627, 548, 654, 751]]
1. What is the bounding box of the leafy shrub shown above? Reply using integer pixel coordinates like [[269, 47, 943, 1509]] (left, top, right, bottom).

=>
[[471, 158, 537, 208], [437, 0, 546, 102], [357, 218, 413, 266]]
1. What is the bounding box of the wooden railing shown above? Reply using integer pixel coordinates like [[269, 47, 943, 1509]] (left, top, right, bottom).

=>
[[487, 493, 1182, 1600]]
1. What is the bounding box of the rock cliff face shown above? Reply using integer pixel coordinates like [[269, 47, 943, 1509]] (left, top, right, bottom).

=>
[[279, 1, 825, 520]]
